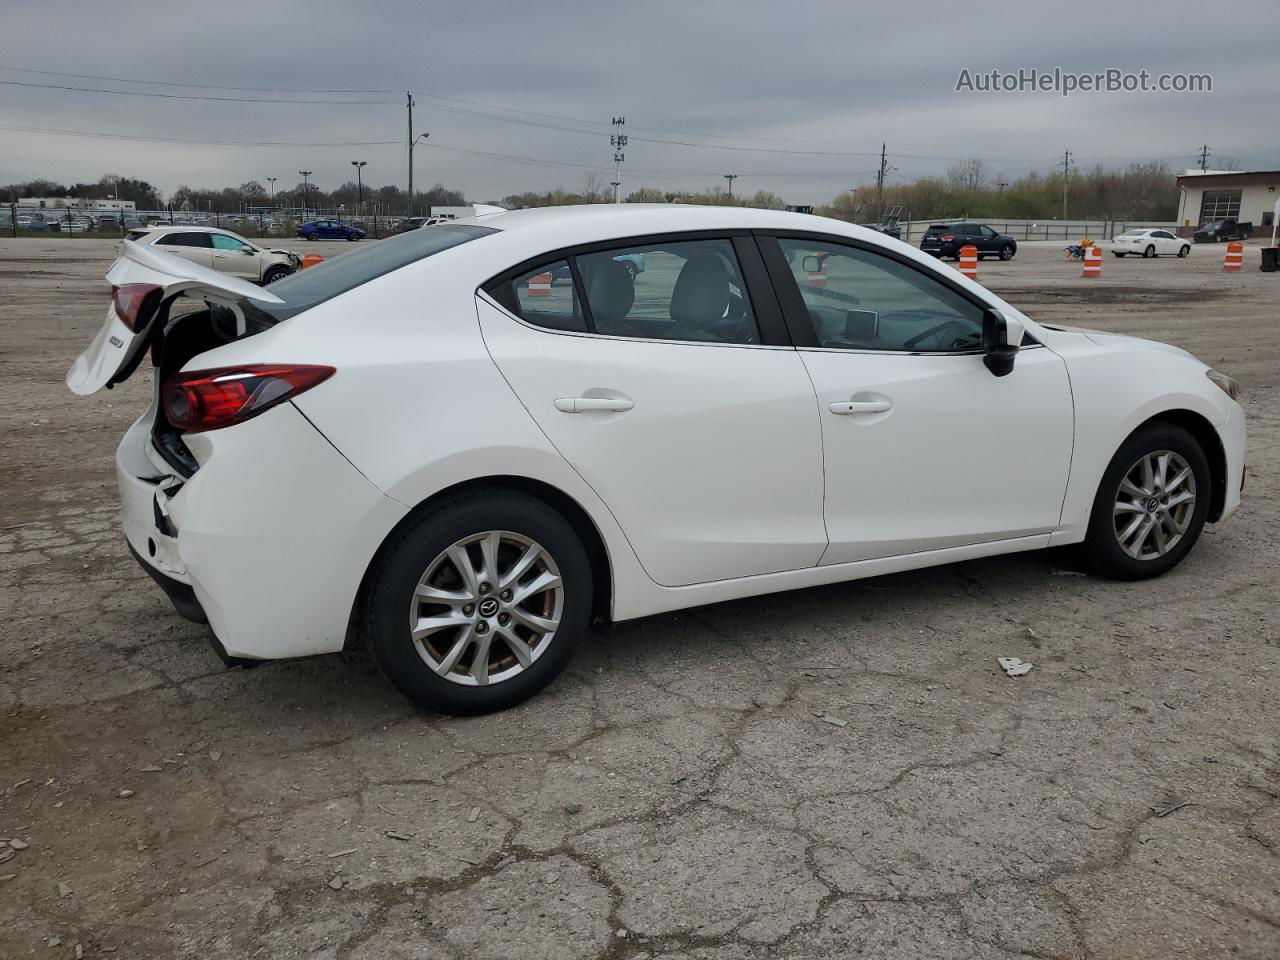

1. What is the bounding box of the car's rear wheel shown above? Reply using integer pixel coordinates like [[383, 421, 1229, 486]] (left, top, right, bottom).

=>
[[1113, 252, 1126, 258], [364, 489, 591, 714], [1084, 423, 1211, 580], [1178, 245, 1190, 258], [999, 244, 1015, 261], [1143, 244, 1156, 258]]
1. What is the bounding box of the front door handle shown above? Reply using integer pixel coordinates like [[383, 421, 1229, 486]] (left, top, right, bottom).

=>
[[554, 397, 634, 414], [829, 399, 892, 415]]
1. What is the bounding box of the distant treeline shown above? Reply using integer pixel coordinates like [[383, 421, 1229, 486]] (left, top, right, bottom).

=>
[[3, 159, 1180, 223]]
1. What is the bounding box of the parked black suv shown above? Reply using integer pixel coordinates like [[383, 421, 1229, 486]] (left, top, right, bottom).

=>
[[920, 222, 1017, 260]]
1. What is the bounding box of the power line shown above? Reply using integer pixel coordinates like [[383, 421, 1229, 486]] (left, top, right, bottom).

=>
[[0, 123, 401, 146], [0, 64, 399, 94], [0, 79, 399, 104]]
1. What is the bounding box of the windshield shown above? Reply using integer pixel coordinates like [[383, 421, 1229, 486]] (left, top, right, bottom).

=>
[[256, 223, 496, 321]]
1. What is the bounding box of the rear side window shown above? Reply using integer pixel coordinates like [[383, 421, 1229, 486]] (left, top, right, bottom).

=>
[[256, 223, 496, 321], [160, 232, 213, 248]]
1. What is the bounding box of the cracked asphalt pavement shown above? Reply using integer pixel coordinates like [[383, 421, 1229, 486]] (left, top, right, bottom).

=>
[[1, 237, 1277, 958]]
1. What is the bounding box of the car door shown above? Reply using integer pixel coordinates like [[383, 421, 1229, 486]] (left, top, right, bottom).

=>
[[209, 232, 262, 279], [976, 225, 999, 253], [1154, 230, 1179, 255], [760, 233, 1074, 564], [477, 233, 827, 587], [151, 231, 214, 269]]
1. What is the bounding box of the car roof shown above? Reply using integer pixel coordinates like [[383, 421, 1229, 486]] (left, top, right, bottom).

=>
[[130, 225, 242, 235], [449, 203, 884, 240]]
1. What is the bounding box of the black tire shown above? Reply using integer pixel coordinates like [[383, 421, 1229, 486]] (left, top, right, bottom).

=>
[[1178, 245, 1190, 258], [262, 265, 292, 284], [1113, 252, 1126, 258], [1083, 423, 1212, 580], [999, 245, 1015, 261], [1143, 244, 1156, 259], [622, 261, 638, 280], [364, 489, 592, 715]]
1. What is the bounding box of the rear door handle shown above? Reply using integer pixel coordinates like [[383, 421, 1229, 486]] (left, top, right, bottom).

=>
[[554, 397, 634, 413], [829, 400, 892, 415]]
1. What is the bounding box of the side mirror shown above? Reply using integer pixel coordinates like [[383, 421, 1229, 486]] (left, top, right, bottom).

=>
[[982, 308, 1023, 377], [801, 254, 823, 273]]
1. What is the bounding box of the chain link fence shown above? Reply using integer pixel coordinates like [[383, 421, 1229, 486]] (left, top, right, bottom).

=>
[[3, 203, 407, 240]]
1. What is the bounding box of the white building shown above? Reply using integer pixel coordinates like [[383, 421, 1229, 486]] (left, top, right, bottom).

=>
[[1175, 169, 1279, 236], [14, 197, 137, 213]]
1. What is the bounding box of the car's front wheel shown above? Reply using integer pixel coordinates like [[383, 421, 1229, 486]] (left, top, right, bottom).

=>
[[364, 489, 592, 714], [262, 265, 292, 284], [1084, 423, 1211, 580], [1178, 245, 1190, 258], [999, 245, 1015, 261]]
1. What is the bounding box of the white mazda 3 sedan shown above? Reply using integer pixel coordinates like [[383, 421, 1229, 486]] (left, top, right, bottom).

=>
[[67, 205, 1246, 714]]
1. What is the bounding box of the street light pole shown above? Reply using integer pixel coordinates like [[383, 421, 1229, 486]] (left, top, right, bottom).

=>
[[351, 160, 367, 216], [266, 177, 277, 208], [408, 132, 428, 218], [298, 170, 312, 218]]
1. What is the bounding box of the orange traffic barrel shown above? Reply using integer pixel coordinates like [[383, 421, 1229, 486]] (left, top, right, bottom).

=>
[[958, 245, 978, 280], [527, 271, 553, 297], [1081, 245, 1102, 278], [301, 253, 325, 269], [1223, 241, 1244, 272]]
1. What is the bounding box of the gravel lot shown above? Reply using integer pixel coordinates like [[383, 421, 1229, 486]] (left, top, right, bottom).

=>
[[1, 235, 1277, 959]]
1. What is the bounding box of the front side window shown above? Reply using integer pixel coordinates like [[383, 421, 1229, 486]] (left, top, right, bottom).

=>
[[211, 234, 253, 252], [775, 237, 984, 352], [576, 238, 760, 344]]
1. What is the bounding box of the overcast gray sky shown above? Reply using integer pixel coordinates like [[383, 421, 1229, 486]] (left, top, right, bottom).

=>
[[2, 0, 1276, 203]]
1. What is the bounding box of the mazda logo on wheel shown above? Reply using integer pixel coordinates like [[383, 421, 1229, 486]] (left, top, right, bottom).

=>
[[1146, 497, 1160, 513], [478, 598, 500, 617]]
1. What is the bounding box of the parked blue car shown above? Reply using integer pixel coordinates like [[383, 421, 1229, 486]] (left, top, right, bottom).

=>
[[297, 220, 365, 241]]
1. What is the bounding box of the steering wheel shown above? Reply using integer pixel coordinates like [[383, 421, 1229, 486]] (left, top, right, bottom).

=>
[[902, 318, 970, 351]]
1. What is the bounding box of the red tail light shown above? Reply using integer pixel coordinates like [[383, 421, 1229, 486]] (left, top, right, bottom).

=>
[[112, 283, 163, 332], [163, 364, 336, 434], [941, 235, 955, 243]]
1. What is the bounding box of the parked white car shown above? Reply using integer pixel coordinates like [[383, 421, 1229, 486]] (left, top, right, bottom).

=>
[[125, 225, 299, 284], [1111, 228, 1191, 258], [68, 206, 1245, 714]]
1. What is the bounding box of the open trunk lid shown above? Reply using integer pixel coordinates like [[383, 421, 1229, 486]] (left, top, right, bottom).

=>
[[66, 239, 284, 395]]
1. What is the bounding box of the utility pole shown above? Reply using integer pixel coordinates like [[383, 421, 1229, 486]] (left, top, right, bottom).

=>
[[723, 174, 738, 199], [266, 177, 277, 208], [1060, 150, 1072, 223], [298, 170, 312, 217], [407, 92, 415, 217], [1198, 144, 1211, 171], [351, 160, 367, 215], [611, 116, 627, 203], [875, 142, 888, 211]]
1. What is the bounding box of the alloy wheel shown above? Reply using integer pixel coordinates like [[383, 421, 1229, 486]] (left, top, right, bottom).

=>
[[1112, 450, 1197, 560], [408, 531, 563, 686]]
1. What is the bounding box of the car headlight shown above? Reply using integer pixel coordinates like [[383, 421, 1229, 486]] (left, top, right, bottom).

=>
[[1206, 368, 1242, 402]]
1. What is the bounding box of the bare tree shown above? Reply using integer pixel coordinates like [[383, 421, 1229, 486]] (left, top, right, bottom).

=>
[[946, 159, 988, 192], [580, 172, 608, 203]]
